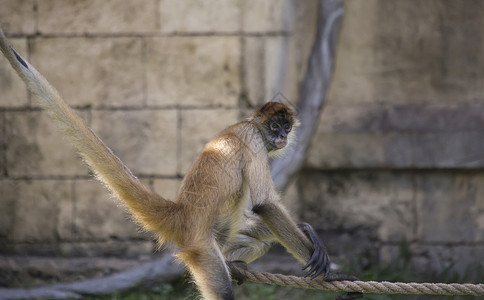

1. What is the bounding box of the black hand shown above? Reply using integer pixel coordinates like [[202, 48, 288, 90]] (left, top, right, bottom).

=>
[[298, 222, 330, 279]]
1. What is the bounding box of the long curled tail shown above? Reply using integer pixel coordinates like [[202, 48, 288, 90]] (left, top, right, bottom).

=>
[[0, 27, 176, 236]]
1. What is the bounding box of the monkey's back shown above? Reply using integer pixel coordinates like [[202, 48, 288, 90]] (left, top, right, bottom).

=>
[[173, 122, 262, 246]]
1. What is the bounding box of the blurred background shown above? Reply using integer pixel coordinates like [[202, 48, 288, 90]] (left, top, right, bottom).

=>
[[0, 0, 483, 298]]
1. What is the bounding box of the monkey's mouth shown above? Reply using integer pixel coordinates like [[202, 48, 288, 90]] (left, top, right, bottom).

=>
[[274, 138, 287, 149]]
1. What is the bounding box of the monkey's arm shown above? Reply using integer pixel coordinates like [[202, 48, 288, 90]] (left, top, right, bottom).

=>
[[245, 150, 330, 279]]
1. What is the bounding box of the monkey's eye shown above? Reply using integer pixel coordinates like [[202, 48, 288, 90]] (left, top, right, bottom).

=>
[[284, 123, 292, 132], [270, 122, 279, 131]]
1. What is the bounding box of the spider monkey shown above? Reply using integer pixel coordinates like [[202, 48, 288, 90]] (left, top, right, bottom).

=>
[[0, 27, 361, 300]]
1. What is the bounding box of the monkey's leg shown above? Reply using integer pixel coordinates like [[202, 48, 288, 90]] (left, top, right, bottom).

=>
[[222, 232, 271, 285], [223, 233, 272, 263], [177, 240, 234, 300], [222, 212, 274, 285], [222, 212, 274, 263], [223, 234, 272, 286]]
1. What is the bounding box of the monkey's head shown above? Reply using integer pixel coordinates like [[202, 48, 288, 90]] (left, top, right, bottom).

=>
[[251, 102, 297, 154]]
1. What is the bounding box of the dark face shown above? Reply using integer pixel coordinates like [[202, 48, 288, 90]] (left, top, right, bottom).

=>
[[253, 102, 295, 152], [265, 114, 292, 150]]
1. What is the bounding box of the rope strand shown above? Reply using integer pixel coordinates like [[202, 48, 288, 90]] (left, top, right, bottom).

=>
[[238, 268, 484, 296]]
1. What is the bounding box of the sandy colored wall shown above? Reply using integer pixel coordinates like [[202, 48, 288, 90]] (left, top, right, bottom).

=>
[[0, 0, 318, 258], [302, 0, 484, 277], [1, 0, 483, 280]]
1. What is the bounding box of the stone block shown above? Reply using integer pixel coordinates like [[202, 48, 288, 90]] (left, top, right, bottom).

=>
[[309, 131, 484, 169], [318, 104, 484, 133], [243, 37, 265, 106], [37, 0, 157, 34], [385, 132, 484, 168], [242, 0, 291, 33], [449, 245, 484, 277], [383, 105, 484, 132], [288, 0, 318, 79], [5, 111, 88, 177], [73, 180, 146, 240], [391, 244, 484, 278], [30, 37, 145, 107], [416, 173, 484, 243], [1, 242, 61, 256], [59, 241, 154, 257], [281, 179, 299, 215], [0, 113, 5, 175], [309, 104, 484, 169], [159, 0, 241, 33], [306, 131, 386, 169], [243, 32, 310, 107], [0, 0, 36, 34], [146, 37, 240, 107], [0, 38, 29, 107], [11, 180, 73, 242], [152, 178, 182, 201], [297, 172, 415, 242], [91, 109, 177, 176], [180, 109, 239, 173], [264, 36, 299, 105], [329, 0, 484, 104], [2, 240, 154, 257], [0, 180, 16, 240], [378, 244, 401, 265], [0, 256, 156, 286], [243, 1, 317, 106]]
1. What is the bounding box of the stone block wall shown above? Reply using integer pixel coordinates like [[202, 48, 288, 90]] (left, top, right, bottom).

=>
[[301, 0, 484, 277], [0, 0, 318, 257], [1, 0, 484, 281]]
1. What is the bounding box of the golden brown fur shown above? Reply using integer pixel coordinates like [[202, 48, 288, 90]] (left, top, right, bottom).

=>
[[0, 28, 327, 300]]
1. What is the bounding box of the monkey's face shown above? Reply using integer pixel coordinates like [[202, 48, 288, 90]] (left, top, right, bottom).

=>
[[264, 114, 293, 151], [252, 102, 296, 153]]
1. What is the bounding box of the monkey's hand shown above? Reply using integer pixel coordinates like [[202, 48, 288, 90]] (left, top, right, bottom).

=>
[[298, 222, 330, 279], [227, 260, 249, 285]]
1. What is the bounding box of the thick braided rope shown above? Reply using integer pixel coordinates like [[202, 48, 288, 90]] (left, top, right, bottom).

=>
[[240, 269, 484, 296]]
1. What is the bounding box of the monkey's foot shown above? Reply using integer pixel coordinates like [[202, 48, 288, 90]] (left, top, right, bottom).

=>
[[325, 272, 363, 299], [227, 260, 248, 285]]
